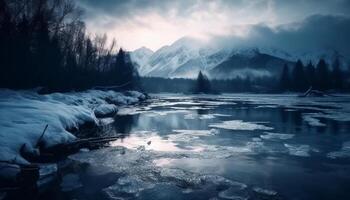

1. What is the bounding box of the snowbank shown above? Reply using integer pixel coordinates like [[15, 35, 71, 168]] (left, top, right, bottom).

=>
[[0, 89, 146, 165]]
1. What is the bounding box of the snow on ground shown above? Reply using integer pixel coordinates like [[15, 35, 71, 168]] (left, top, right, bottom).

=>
[[0, 89, 145, 165]]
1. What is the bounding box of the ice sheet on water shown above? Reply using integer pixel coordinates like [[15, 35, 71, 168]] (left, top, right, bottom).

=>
[[327, 141, 350, 159], [209, 120, 273, 131], [184, 113, 218, 120], [148, 110, 190, 116], [116, 107, 150, 115], [302, 113, 326, 127], [212, 114, 232, 117], [199, 114, 216, 120], [252, 187, 277, 196], [284, 144, 315, 157], [70, 146, 250, 197], [260, 132, 294, 140], [184, 113, 196, 119], [60, 173, 83, 192], [103, 175, 155, 199], [110, 132, 184, 152], [172, 129, 219, 137]]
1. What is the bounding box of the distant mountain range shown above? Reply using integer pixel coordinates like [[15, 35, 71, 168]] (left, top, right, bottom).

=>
[[130, 37, 349, 79]]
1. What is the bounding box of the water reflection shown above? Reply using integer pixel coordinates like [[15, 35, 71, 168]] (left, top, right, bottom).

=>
[[74, 94, 350, 200], [113, 114, 139, 135]]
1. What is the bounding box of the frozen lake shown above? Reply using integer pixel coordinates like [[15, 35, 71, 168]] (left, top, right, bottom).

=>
[[53, 94, 350, 200]]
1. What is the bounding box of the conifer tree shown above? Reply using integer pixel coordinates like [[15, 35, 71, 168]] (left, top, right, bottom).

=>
[[305, 61, 315, 88], [279, 64, 290, 91], [194, 71, 211, 93], [332, 58, 343, 90], [315, 59, 330, 91]]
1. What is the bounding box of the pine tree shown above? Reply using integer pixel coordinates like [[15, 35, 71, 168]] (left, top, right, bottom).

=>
[[332, 58, 343, 90], [194, 71, 211, 93], [315, 59, 330, 91], [305, 61, 315, 88], [16, 15, 32, 88], [279, 64, 290, 91], [112, 48, 139, 90], [292, 60, 307, 92]]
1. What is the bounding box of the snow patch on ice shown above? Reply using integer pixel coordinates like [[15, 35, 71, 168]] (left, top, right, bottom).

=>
[[209, 120, 273, 131]]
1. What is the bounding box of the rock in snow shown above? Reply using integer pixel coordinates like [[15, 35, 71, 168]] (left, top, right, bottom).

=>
[[94, 104, 118, 118], [0, 89, 146, 165]]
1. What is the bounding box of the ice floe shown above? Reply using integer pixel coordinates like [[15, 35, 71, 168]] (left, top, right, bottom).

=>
[[327, 141, 350, 159], [110, 133, 183, 152], [302, 113, 326, 127], [252, 187, 277, 196], [260, 132, 294, 140], [284, 144, 313, 157], [209, 120, 273, 131], [103, 175, 155, 198]]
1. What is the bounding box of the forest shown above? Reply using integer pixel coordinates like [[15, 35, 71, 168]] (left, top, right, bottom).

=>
[[0, 0, 139, 92], [141, 58, 349, 93], [1, 0, 348, 94]]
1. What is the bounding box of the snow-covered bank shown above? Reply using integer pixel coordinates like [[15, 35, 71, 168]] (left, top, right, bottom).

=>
[[0, 89, 146, 165]]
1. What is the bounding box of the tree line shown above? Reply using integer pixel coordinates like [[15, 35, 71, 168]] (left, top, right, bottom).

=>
[[0, 0, 139, 92], [141, 58, 349, 93], [279, 59, 346, 92]]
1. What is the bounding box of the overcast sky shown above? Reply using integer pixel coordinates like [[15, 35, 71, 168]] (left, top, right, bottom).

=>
[[77, 0, 350, 52]]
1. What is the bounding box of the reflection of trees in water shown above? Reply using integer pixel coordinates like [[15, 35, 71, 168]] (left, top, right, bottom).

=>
[[112, 114, 139, 138], [196, 109, 209, 115]]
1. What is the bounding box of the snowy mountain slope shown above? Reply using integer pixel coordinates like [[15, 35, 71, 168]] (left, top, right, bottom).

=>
[[131, 37, 232, 78], [146, 37, 204, 77], [210, 50, 294, 79], [130, 47, 154, 75], [130, 37, 349, 79]]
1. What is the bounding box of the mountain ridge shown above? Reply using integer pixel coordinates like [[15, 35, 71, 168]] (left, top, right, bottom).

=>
[[130, 37, 349, 79]]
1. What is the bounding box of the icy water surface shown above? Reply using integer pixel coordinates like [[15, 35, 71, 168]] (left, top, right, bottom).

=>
[[62, 94, 350, 200]]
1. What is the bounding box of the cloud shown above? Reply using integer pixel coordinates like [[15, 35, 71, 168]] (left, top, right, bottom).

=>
[[76, 0, 350, 52], [211, 14, 350, 58]]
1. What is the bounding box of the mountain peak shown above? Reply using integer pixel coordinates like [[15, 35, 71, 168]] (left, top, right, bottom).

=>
[[170, 36, 204, 49], [133, 46, 154, 55]]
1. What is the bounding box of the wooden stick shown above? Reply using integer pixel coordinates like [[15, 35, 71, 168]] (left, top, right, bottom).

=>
[[36, 124, 48, 148]]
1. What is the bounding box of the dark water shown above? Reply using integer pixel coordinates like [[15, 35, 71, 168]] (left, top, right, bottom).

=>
[[48, 94, 350, 200]]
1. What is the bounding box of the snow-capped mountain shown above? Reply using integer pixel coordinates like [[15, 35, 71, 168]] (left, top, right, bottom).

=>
[[131, 37, 232, 78], [130, 47, 154, 75], [210, 49, 294, 79], [131, 37, 349, 79]]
